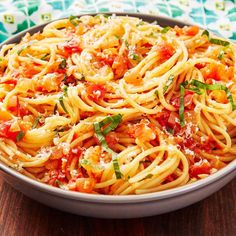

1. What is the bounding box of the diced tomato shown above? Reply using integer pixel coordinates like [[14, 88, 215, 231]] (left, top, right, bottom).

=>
[[0, 120, 25, 142], [76, 178, 95, 193], [22, 66, 39, 78], [201, 63, 233, 81], [157, 42, 175, 62], [128, 119, 156, 142], [58, 39, 82, 58], [105, 132, 119, 149], [195, 63, 207, 69], [99, 54, 116, 67], [86, 84, 106, 102], [154, 111, 170, 127], [189, 160, 211, 178], [63, 75, 78, 85], [184, 26, 199, 36], [174, 26, 199, 36], [0, 78, 17, 85], [47, 169, 66, 186], [211, 90, 228, 104], [80, 111, 95, 120], [165, 174, 175, 182], [170, 91, 194, 109], [112, 54, 129, 79]]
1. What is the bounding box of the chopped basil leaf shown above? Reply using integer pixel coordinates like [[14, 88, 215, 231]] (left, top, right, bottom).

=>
[[59, 58, 67, 69], [130, 53, 140, 61], [17, 47, 25, 55], [179, 84, 185, 127], [41, 53, 50, 60], [93, 114, 122, 179], [209, 38, 230, 46], [54, 126, 65, 133], [16, 131, 25, 142], [217, 50, 225, 60], [63, 85, 68, 96], [225, 88, 236, 111], [53, 103, 58, 114], [154, 90, 159, 97], [137, 21, 145, 26], [163, 75, 174, 94], [62, 74, 67, 83], [55, 179, 66, 189], [69, 15, 80, 26], [124, 40, 129, 48], [114, 34, 121, 39], [98, 114, 122, 135], [166, 127, 174, 135], [191, 79, 236, 111], [201, 30, 230, 46], [202, 30, 209, 38], [59, 96, 69, 114], [32, 115, 42, 129], [143, 174, 153, 180], [161, 26, 171, 34]]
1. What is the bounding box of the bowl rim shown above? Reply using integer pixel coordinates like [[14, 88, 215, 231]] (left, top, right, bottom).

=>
[[0, 12, 235, 204]]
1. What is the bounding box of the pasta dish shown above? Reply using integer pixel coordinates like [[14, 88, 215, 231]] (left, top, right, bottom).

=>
[[0, 15, 235, 195]]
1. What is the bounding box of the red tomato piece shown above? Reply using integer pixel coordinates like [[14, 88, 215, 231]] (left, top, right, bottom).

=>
[[189, 161, 211, 178], [184, 26, 199, 36], [58, 39, 82, 57], [201, 63, 233, 81], [112, 55, 129, 79], [105, 132, 119, 149], [0, 121, 24, 142], [76, 178, 95, 193], [157, 42, 175, 62], [170, 91, 194, 109], [86, 84, 106, 102], [174, 26, 199, 36], [0, 79, 17, 85]]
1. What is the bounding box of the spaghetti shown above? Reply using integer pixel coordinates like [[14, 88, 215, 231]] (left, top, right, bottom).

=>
[[0, 15, 235, 195]]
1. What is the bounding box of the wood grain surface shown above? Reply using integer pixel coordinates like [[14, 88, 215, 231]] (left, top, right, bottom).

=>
[[0, 178, 235, 236]]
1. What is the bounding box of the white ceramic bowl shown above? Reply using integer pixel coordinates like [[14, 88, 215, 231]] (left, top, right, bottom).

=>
[[0, 13, 235, 219]]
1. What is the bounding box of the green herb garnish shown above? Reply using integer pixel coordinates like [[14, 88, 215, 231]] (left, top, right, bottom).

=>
[[63, 85, 68, 96], [59, 96, 69, 114], [69, 15, 80, 26], [32, 115, 42, 129], [59, 58, 67, 69], [94, 114, 122, 179], [161, 26, 171, 34], [55, 179, 66, 189], [53, 103, 58, 114], [143, 174, 153, 180], [201, 30, 210, 38], [124, 40, 129, 48], [217, 50, 225, 60], [130, 53, 140, 61], [201, 30, 230, 46], [16, 131, 25, 142], [192, 80, 236, 110], [209, 38, 230, 46], [41, 53, 50, 60], [163, 75, 174, 94]]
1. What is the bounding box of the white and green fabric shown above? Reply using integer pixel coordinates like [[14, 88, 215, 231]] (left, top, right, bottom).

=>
[[0, 0, 236, 42]]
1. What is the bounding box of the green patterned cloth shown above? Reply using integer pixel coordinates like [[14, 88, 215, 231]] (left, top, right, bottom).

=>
[[0, 0, 236, 43]]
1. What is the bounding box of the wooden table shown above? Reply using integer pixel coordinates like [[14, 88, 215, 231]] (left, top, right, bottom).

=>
[[0, 178, 235, 236]]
